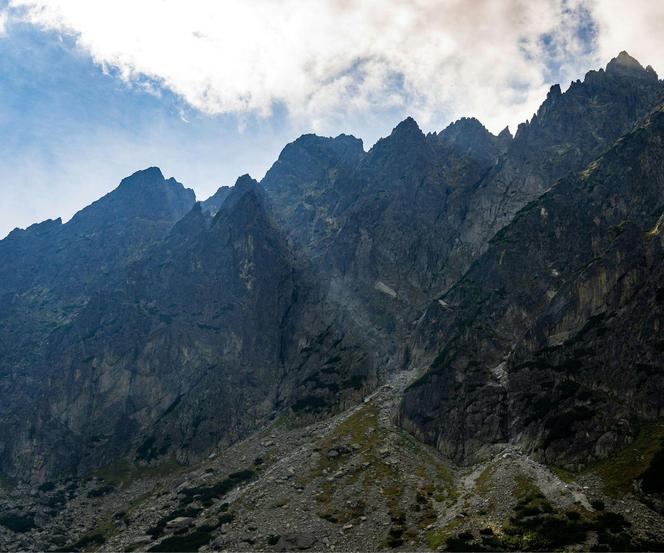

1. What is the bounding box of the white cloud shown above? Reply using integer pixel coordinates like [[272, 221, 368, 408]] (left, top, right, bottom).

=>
[[590, 0, 664, 73], [0, 10, 8, 35], [8, 0, 606, 135]]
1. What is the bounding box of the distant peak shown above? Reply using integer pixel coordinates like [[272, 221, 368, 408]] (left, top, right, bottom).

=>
[[547, 84, 562, 98], [606, 51, 657, 80], [392, 116, 423, 137], [121, 166, 165, 184], [614, 50, 640, 65], [287, 132, 364, 154], [211, 174, 268, 224], [200, 185, 232, 216], [441, 117, 488, 137], [498, 126, 513, 142], [5, 217, 62, 240], [234, 174, 260, 191], [230, 174, 265, 203]]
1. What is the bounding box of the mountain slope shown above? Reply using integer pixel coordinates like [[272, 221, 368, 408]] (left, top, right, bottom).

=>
[[401, 102, 664, 469], [1, 176, 377, 481], [2, 51, 664, 553], [262, 53, 663, 352]]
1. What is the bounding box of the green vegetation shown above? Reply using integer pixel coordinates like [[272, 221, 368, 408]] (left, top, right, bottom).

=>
[[55, 518, 117, 552], [474, 464, 497, 494], [549, 465, 575, 483], [55, 532, 105, 552], [93, 457, 184, 487], [147, 530, 213, 552], [591, 421, 664, 496], [178, 467, 255, 507], [442, 474, 663, 551], [426, 519, 461, 550]]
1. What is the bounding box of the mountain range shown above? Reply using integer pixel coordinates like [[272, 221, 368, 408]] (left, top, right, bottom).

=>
[[2, 52, 664, 552]]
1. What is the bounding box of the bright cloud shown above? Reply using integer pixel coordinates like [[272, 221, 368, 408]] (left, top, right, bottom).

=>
[[592, 0, 664, 72], [9, 0, 607, 134]]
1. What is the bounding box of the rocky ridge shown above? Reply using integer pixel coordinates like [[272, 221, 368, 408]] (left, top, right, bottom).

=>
[[2, 52, 664, 551]]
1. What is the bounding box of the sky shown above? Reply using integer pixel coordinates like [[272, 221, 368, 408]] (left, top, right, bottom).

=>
[[1, 0, 664, 238]]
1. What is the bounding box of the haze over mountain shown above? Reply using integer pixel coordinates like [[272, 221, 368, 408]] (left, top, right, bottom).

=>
[[2, 51, 664, 552]]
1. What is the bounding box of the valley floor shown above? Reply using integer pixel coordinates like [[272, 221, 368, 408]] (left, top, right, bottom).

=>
[[2, 370, 664, 552]]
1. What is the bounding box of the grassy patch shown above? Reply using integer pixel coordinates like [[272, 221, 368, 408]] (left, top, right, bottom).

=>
[[93, 457, 184, 487], [452, 475, 659, 551], [549, 465, 575, 483], [147, 530, 213, 552], [314, 404, 379, 478], [55, 518, 117, 552], [474, 464, 497, 494], [178, 467, 255, 507], [590, 421, 664, 496], [426, 519, 461, 550]]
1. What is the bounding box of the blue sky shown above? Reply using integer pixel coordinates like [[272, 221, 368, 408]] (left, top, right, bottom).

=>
[[1, 1, 663, 238], [0, 22, 312, 237]]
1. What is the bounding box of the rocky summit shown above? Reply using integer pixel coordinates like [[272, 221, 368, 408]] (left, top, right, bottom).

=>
[[3, 53, 664, 552]]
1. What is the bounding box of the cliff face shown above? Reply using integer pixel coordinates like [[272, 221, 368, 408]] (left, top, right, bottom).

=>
[[266, 53, 663, 335], [1, 176, 376, 481], [0, 168, 196, 478], [1, 53, 664, 484], [401, 103, 664, 467], [0, 167, 195, 370]]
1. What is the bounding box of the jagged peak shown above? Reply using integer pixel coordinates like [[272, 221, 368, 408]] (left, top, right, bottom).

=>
[[606, 51, 657, 81], [217, 174, 264, 211], [498, 126, 513, 141], [201, 185, 231, 210], [278, 132, 364, 159], [234, 173, 261, 192], [210, 174, 272, 230], [368, 117, 425, 157], [204, 185, 232, 202], [547, 84, 562, 98], [119, 166, 165, 187], [390, 116, 424, 139], [114, 167, 194, 202], [442, 116, 487, 132], [4, 217, 63, 241], [439, 117, 492, 140], [169, 202, 209, 238]]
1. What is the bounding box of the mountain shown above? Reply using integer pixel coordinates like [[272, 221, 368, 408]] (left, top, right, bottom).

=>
[[3, 53, 664, 552], [0, 168, 196, 481], [2, 175, 377, 482], [200, 185, 232, 217], [401, 101, 664, 467], [266, 53, 663, 324]]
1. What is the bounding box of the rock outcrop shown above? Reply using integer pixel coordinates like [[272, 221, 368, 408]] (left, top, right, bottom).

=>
[[401, 102, 664, 467]]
